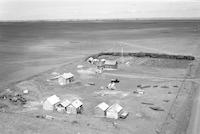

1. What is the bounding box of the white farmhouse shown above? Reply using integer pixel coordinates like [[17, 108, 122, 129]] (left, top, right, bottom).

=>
[[43, 95, 60, 111]]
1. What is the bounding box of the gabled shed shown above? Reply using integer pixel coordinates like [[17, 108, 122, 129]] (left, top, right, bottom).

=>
[[95, 102, 109, 117], [58, 72, 74, 85], [67, 99, 83, 114], [55, 99, 71, 112], [106, 103, 123, 119], [43, 95, 60, 111]]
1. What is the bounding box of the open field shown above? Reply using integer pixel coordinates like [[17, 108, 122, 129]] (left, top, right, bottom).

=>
[[0, 20, 200, 87], [0, 20, 200, 134]]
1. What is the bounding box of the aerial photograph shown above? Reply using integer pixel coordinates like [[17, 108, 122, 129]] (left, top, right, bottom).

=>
[[0, 0, 200, 134]]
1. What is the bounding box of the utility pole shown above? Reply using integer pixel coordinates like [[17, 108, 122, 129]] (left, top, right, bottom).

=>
[[121, 44, 124, 63]]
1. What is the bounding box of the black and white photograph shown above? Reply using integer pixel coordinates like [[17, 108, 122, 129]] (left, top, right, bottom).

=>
[[0, 0, 200, 134]]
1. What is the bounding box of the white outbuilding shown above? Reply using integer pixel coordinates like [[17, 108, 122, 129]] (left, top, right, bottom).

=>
[[94, 102, 109, 117], [106, 103, 123, 119], [55, 99, 71, 112], [103, 60, 118, 70], [67, 99, 83, 114], [43, 95, 61, 111], [107, 82, 116, 90], [58, 73, 74, 85], [87, 57, 94, 64]]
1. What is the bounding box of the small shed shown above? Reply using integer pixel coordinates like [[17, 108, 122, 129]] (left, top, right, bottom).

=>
[[106, 103, 123, 119], [103, 60, 118, 70], [58, 73, 74, 85], [55, 99, 71, 112], [95, 102, 109, 117], [43, 95, 60, 111], [67, 99, 83, 114], [107, 82, 116, 90], [87, 57, 94, 64]]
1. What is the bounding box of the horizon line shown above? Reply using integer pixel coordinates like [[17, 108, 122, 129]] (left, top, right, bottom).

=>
[[1, 17, 200, 23]]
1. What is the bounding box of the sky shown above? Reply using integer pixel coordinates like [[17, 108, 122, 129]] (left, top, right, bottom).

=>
[[0, 0, 200, 21]]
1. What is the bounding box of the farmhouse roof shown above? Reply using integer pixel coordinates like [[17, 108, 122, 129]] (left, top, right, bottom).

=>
[[96, 102, 109, 111], [61, 72, 74, 79], [107, 103, 123, 113], [60, 99, 71, 107], [104, 60, 117, 65], [71, 99, 83, 108], [46, 95, 60, 105]]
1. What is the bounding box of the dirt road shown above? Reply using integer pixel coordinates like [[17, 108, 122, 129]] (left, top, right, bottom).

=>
[[187, 86, 200, 134], [187, 61, 200, 134]]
